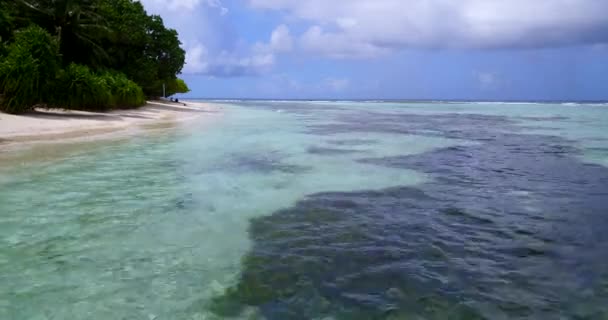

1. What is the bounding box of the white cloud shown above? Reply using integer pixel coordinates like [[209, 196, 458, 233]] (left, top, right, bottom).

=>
[[141, 0, 228, 13], [300, 26, 389, 59], [205, 0, 229, 15], [183, 42, 275, 76], [250, 0, 608, 58], [270, 24, 293, 52], [182, 25, 293, 76], [140, 0, 287, 76], [184, 43, 209, 73]]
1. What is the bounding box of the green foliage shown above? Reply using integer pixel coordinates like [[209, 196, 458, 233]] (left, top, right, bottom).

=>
[[51, 63, 112, 111], [1, 0, 185, 112], [0, 49, 40, 114], [145, 15, 185, 81], [101, 71, 145, 108], [14, 0, 110, 67], [0, 2, 14, 43], [0, 40, 7, 59], [166, 78, 190, 96], [12, 25, 60, 81], [50, 65, 145, 111], [98, 0, 186, 96], [0, 25, 59, 114]]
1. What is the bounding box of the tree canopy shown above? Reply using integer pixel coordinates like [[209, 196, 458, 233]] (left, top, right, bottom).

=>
[[0, 0, 188, 113], [98, 0, 185, 95]]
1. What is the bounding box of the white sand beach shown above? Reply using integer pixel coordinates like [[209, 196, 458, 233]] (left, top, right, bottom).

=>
[[0, 101, 218, 151]]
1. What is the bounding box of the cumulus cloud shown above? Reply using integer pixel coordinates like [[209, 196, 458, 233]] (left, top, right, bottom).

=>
[[141, 0, 290, 77], [250, 0, 608, 57], [182, 42, 276, 76], [270, 24, 293, 52], [184, 44, 209, 74], [300, 26, 389, 59], [183, 25, 291, 76]]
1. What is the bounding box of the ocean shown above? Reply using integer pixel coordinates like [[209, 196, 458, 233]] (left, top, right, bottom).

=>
[[1, 101, 607, 319]]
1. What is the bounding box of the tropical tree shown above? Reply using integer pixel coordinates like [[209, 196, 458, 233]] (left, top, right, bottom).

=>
[[1, 0, 187, 112], [0, 2, 14, 43], [98, 0, 150, 75], [166, 78, 190, 96], [14, 0, 109, 66], [98, 0, 185, 95], [146, 15, 185, 82]]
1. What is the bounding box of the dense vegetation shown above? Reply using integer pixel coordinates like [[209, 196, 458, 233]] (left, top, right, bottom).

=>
[[0, 0, 190, 114]]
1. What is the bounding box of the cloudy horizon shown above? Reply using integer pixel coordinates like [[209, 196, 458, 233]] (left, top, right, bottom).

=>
[[140, 0, 608, 100]]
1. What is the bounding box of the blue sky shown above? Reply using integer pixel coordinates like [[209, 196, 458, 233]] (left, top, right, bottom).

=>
[[140, 0, 608, 100]]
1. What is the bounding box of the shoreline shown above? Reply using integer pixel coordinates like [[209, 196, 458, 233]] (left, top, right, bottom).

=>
[[0, 101, 219, 153]]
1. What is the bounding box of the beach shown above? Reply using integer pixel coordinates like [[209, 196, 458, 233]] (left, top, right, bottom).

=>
[[6, 0, 607, 318], [0, 101, 218, 152]]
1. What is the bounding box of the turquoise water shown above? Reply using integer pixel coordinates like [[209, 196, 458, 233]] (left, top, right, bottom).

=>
[[1, 101, 607, 319]]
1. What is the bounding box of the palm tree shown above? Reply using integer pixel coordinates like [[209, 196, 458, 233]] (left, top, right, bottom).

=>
[[15, 0, 109, 66], [0, 1, 16, 43]]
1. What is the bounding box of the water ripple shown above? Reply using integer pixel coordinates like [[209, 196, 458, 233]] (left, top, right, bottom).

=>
[[213, 111, 608, 320]]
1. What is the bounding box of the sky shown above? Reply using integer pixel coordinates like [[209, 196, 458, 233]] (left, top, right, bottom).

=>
[[139, 0, 608, 101]]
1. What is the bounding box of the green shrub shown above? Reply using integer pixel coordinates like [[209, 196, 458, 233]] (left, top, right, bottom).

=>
[[100, 71, 145, 109], [0, 49, 39, 114], [166, 78, 190, 96], [51, 63, 112, 111], [0, 26, 145, 113], [0, 25, 59, 114], [51, 66, 145, 111]]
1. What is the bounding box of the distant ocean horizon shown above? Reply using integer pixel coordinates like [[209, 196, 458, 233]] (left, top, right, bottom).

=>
[[185, 98, 608, 104]]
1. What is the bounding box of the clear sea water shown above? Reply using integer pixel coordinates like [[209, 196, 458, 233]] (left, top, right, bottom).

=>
[[1, 101, 607, 319]]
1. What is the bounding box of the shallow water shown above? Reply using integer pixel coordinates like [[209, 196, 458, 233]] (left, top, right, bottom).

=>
[[1, 101, 607, 319]]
